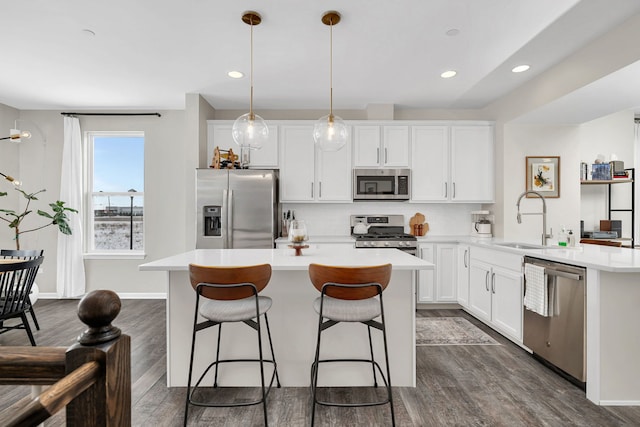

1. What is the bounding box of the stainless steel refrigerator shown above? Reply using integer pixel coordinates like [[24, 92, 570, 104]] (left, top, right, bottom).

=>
[[196, 169, 279, 249]]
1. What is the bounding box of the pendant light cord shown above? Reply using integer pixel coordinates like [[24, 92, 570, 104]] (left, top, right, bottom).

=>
[[249, 17, 255, 119], [329, 16, 334, 120]]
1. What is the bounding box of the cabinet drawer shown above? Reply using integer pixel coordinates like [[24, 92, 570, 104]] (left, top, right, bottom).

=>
[[471, 247, 522, 272]]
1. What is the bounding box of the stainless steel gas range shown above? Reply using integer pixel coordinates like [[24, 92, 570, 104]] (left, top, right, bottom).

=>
[[351, 214, 417, 255]]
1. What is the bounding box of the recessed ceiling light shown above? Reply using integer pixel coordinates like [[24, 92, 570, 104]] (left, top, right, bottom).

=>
[[441, 70, 457, 79], [445, 29, 460, 37], [227, 71, 244, 79], [512, 65, 530, 73]]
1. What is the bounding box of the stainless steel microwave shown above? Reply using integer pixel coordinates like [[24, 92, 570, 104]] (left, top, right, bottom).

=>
[[353, 168, 410, 201]]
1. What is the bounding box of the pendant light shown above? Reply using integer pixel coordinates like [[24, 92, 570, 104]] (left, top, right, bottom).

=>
[[313, 11, 348, 152], [232, 11, 268, 165]]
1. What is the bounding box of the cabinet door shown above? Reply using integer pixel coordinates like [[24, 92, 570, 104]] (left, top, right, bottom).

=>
[[435, 244, 457, 302], [410, 126, 449, 201], [208, 123, 278, 168], [353, 125, 381, 167], [383, 126, 410, 167], [450, 125, 494, 202], [317, 131, 352, 202], [491, 266, 523, 341], [417, 244, 435, 303], [456, 245, 470, 308], [279, 125, 315, 202], [469, 260, 492, 322]]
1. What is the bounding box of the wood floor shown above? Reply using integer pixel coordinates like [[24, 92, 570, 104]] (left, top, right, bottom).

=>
[[1, 299, 639, 426]]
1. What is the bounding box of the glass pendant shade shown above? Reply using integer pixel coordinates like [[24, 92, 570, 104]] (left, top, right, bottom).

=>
[[232, 113, 269, 150], [313, 114, 348, 151]]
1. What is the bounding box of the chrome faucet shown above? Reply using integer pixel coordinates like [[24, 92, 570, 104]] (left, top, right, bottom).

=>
[[516, 190, 553, 246]]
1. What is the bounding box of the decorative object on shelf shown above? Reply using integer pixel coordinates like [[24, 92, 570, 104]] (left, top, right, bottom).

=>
[[409, 212, 429, 236], [210, 147, 240, 169], [232, 11, 268, 168], [0, 129, 31, 143], [288, 219, 309, 256], [526, 156, 560, 198], [313, 11, 348, 152], [591, 163, 611, 180], [0, 172, 77, 250]]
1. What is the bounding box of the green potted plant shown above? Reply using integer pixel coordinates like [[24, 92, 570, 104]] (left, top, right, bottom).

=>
[[0, 186, 77, 250]]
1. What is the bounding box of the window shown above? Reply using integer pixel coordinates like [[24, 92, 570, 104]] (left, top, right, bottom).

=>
[[85, 132, 144, 254]]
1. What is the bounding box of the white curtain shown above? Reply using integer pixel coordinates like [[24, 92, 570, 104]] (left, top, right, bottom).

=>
[[57, 116, 86, 297]]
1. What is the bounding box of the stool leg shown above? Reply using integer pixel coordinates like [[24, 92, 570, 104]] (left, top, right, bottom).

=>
[[380, 308, 395, 426], [28, 302, 40, 331], [263, 313, 281, 388], [256, 314, 269, 426], [213, 324, 222, 387], [184, 297, 200, 427], [367, 325, 378, 387], [310, 308, 325, 427], [21, 313, 36, 346]]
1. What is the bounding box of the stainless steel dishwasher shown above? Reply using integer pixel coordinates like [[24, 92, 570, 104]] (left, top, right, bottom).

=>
[[523, 256, 586, 385]]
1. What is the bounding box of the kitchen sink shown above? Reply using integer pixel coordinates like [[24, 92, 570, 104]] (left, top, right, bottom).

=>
[[494, 242, 547, 250]]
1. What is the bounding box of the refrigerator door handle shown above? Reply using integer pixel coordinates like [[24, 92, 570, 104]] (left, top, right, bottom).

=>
[[222, 189, 229, 248], [227, 189, 233, 248]]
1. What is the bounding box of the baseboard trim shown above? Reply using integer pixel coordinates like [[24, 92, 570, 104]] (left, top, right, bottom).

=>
[[38, 292, 167, 300], [597, 400, 640, 406]]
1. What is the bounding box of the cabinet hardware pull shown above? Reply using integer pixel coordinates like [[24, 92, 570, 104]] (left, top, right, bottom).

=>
[[385, 148, 388, 164], [377, 148, 380, 164], [444, 183, 447, 198], [311, 182, 314, 198], [485, 271, 490, 292], [453, 182, 456, 199], [464, 249, 468, 268], [491, 272, 496, 293], [319, 182, 322, 198]]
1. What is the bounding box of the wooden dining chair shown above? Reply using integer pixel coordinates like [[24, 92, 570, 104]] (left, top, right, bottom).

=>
[[308, 263, 394, 426], [0, 257, 44, 346], [1, 249, 44, 330]]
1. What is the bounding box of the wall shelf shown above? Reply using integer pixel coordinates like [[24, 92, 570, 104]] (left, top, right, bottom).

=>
[[580, 168, 635, 248]]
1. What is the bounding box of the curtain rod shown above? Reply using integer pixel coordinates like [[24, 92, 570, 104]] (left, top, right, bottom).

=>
[[61, 112, 161, 117]]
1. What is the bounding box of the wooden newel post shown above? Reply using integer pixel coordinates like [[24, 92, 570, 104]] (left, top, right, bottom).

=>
[[65, 290, 131, 427]]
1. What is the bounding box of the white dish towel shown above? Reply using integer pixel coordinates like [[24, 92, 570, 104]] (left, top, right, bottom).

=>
[[524, 263, 548, 316]]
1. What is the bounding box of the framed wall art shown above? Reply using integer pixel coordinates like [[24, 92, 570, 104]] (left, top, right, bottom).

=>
[[526, 156, 560, 198]]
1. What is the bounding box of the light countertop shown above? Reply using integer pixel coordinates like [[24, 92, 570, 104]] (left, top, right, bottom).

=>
[[139, 247, 434, 272]]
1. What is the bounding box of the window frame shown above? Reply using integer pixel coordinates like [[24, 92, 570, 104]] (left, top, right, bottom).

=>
[[84, 130, 145, 259]]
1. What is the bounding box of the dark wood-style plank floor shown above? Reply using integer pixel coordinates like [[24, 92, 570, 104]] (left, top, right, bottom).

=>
[[1, 300, 639, 426]]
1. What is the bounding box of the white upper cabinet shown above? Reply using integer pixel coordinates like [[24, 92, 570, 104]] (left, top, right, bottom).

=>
[[353, 125, 409, 168], [411, 126, 449, 201], [279, 125, 316, 202], [207, 121, 279, 169], [410, 123, 494, 203], [450, 125, 494, 202], [279, 124, 352, 203]]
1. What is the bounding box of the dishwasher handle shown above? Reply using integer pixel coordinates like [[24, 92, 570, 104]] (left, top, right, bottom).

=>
[[545, 269, 583, 281]]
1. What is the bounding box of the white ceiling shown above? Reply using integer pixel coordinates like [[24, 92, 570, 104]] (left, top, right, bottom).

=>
[[2, 0, 640, 122]]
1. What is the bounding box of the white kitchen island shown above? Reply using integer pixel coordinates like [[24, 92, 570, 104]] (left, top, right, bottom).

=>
[[139, 247, 433, 387]]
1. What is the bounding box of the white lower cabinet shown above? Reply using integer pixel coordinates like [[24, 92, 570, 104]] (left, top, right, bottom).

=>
[[468, 248, 523, 342], [417, 243, 457, 303]]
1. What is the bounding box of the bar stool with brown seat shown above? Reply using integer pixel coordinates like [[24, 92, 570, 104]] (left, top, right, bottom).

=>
[[308, 263, 395, 426], [184, 263, 281, 426]]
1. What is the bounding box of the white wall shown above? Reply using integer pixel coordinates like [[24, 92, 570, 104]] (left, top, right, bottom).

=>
[[0, 104, 20, 245], [502, 123, 581, 244], [579, 110, 635, 238], [12, 109, 187, 296]]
